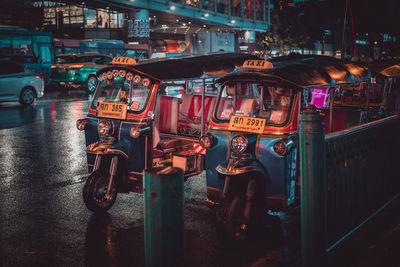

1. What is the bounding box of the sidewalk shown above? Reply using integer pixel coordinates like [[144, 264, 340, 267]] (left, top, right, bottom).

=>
[[227, 196, 400, 267], [327, 197, 400, 267]]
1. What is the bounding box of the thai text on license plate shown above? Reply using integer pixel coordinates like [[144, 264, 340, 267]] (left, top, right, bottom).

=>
[[97, 101, 127, 120], [228, 115, 266, 134]]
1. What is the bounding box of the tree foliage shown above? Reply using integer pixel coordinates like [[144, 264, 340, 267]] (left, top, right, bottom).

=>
[[257, 0, 400, 57], [257, 0, 330, 54]]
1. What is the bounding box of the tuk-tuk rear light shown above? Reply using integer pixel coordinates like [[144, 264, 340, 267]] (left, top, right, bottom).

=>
[[76, 118, 89, 131], [69, 64, 84, 69], [231, 135, 248, 154], [130, 126, 141, 138], [199, 134, 213, 148], [98, 120, 112, 136], [273, 141, 287, 156]]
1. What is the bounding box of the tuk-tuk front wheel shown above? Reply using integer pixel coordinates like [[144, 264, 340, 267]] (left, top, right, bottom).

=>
[[216, 196, 248, 242], [83, 171, 117, 212], [226, 196, 248, 242]]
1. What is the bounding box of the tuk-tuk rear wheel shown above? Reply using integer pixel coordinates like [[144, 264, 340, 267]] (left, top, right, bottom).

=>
[[83, 171, 117, 212]]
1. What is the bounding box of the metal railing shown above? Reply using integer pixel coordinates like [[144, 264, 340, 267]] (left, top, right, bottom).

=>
[[325, 114, 400, 251], [299, 108, 400, 266]]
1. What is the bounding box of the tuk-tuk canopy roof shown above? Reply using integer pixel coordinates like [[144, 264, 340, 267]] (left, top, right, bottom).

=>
[[367, 60, 400, 78], [97, 52, 260, 81], [216, 55, 371, 89]]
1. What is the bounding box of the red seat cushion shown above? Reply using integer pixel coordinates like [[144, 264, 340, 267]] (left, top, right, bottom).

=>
[[178, 94, 216, 132], [152, 148, 164, 158], [155, 95, 180, 134], [322, 109, 353, 133]]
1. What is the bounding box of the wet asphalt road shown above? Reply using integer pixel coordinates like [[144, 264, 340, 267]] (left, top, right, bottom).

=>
[[0, 89, 300, 267]]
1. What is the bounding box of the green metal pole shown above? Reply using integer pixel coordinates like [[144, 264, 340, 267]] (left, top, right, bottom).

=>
[[299, 106, 327, 267], [143, 167, 184, 267]]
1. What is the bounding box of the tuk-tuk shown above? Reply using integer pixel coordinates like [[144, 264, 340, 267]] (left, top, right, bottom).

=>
[[367, 60, 400, 115], [199, 55, 371, 240], [76, 52, 258, 212]]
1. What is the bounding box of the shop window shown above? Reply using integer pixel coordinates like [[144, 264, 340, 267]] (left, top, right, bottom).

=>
[[39, 45, 52, 64], [42, 4, 123, 29]]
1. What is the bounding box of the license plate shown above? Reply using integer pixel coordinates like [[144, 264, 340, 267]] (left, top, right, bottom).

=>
[[59, 68, 66, 72], [97, 101, 127, 120], [228, 115, 266, 134]]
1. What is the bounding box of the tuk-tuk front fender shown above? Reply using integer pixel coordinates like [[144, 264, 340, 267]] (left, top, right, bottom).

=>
[[86, 142, 129, 159], [216, 159, 269, 180]]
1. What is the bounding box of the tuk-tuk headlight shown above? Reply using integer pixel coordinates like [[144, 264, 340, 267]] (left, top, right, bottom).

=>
[[231, 135, 248, 154], [130, 126, 141, 138], [273, 139, 294, 156], [199, 134, 213, 148], [98, 120, 112, 136], [76, 118, 89, 131]]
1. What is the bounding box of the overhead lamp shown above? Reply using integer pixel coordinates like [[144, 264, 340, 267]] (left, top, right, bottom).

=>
[[170, 5, 176, 10], [230, 19, 236, 24], [204, 13, 209, 17]]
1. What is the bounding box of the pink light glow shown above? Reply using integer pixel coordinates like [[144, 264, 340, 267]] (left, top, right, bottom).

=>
[[310, 87, 329, 108]]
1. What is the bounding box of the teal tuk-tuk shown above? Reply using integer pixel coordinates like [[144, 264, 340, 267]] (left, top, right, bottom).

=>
[[198, 55, 372, 241]]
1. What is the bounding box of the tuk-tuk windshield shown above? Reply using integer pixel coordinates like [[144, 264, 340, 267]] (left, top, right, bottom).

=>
[[216, 82, 294, 126], [91, 77, 151, 113], [188, 78, 217, 95]]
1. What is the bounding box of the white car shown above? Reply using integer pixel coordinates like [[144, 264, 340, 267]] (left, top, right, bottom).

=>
[[0, 61, 44, 105]]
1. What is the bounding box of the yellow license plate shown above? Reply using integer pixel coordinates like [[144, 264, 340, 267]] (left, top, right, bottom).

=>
[[97, 101, 127, 120], [59, 68, 66, 72], [228, 115, 266, 134]]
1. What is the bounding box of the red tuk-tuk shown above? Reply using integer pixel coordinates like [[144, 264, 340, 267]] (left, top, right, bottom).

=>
[[367, 60, 400, 115], [76, 52, 259, 211]]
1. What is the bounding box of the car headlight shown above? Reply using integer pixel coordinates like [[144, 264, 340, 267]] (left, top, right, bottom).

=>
[[76, 118, 89, 131], [199, 134, 213, 148], [98, 120, 112, 136], [230, 135, 248, 154]]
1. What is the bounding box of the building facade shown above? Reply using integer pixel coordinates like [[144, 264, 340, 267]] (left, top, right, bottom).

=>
[[4, 0, 271, 58]]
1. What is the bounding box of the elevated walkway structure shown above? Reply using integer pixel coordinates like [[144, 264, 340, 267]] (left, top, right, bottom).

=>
[[103, 0, 269, 32]]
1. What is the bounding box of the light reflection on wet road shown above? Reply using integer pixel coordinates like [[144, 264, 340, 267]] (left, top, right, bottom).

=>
[[0, 90, 299, 267]]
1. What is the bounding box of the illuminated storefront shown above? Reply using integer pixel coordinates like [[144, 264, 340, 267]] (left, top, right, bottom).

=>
[[33, 1, 125, 39]]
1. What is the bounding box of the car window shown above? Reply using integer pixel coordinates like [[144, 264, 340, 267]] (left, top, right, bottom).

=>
[[0, 61, 24, 75], [92, 56, 111, 65], [56, 56, 77, 64], [102, 57, 112, 64], [92, 57, 102, 64], [39, 45, 52, 64], [78, 56, 92, 63], [92, 56, 110, 65]]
